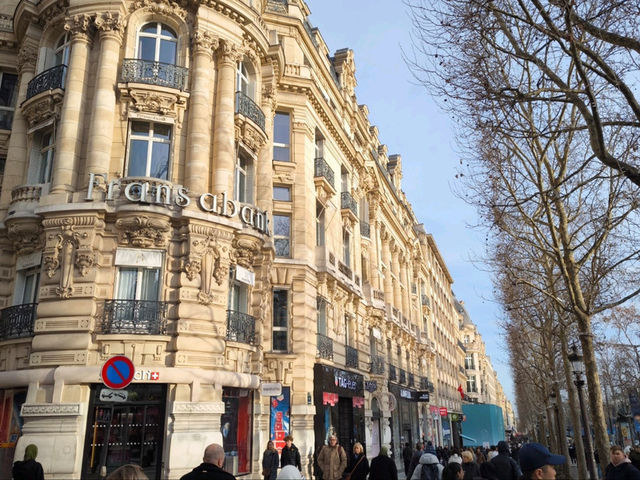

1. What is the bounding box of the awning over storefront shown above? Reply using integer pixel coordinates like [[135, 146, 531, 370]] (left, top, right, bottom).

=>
[[461, 434, 476, 443]]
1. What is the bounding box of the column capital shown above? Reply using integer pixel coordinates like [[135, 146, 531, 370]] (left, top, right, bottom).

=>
[[17, 43, 37, 74], [217, 40, 243, 64], [192, 30, 219, 57], [64, 14, 93, 42], [94, 12, 126, 42]]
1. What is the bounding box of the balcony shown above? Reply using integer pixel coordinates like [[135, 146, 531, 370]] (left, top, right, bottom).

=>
[[458, 340, 466, 352], [399, 368, 407, 384], [235, 91, 265, 131], [26, 65, 67, 100], [370, 354, 385, 375], [389, 364, 397, 382], [421, 294, 430, 307], [103, 300, 167, 335], [408, 372, 415, 387], [314, 157, 336, 204], [340, 191, 358, 222], [360, 222, 370, 238], [226, 310, 256, 345], [420, 377, 436, 392], [345, 345, 358, 368], [317, 333, 334, 360], [338, 260, 353, 280], [459, 365, 466, 374], [0, 303, 37, 340], [121, 59, 188, 91]]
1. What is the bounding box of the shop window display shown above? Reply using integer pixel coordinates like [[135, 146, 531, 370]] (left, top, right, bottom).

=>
[[221, 387, 253, 475]]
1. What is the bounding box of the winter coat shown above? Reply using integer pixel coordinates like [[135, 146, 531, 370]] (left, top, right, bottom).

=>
[[630, 450, 640, 472], [12, 459, 45, 480], [605, 460, 640, 480], [345, 453, 370, 480], [407, 449, 425, 479], [411, 453, 444, 480], [462, 461, 481, 480], [277, 465, 304, 480], [262, 449, 279, 480], [280, 444, 302, 470], [369, 453, 398, 480], [179, 462, 236, 480], [489, 453, 520, 480], [317, 444, 347, 480]]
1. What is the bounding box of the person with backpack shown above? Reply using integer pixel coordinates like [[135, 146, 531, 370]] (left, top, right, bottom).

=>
[[410, 450, 443, 480]]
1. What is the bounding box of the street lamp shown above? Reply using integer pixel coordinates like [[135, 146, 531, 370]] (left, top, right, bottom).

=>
[[568, 344, 598, 480]]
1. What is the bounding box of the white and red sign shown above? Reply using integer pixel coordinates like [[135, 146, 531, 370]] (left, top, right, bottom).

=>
[[439, 407, 448, 417]]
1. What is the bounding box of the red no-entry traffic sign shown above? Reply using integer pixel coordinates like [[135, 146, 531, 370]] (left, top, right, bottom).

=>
[[101, 356, 135, 389]]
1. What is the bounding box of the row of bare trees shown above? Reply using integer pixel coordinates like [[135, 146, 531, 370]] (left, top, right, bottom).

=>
[[405, 0, 640, 477]]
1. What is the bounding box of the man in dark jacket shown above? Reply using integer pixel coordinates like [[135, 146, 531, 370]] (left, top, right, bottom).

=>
[[12, 444, 45, 480], [605, 445, 640, 480], [280, 435, 302, 470], [369, 446, 398, 480], [407, 441, 424, 480], [403, 442, 413, 475], [180, 443, 236, 480], [490, 441, 521, 480]]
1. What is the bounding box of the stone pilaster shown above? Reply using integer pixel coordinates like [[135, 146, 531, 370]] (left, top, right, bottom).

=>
[[84, 13, 125, 181], [212, 42, 241, 194], [382, 233, 393, 302], [51, 15, 92, 196], [255, 82, 276, 213], [0, 42, 37, 216], [186, 31, 218, 193]]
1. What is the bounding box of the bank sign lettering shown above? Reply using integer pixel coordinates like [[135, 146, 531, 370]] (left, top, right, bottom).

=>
[[86, 173, 270, 235]]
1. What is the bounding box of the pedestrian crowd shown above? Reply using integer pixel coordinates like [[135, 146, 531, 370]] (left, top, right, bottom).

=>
[[11, 436, 640, 479]]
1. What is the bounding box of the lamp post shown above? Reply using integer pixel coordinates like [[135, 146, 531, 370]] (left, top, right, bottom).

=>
[[568, 344, 598, 480]]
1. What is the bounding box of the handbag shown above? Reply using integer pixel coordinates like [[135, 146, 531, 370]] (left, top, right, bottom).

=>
[[345, 454, 365, 480], [262, 467, 271, 477]]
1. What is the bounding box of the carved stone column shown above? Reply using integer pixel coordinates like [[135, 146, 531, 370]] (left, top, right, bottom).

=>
[[84, 13, 124, 181], [392, 245, 402, 313], [382, 233, 393, 303], [51, 15, 92, 196], [368, 198, 380, 290], [400, 256, 410, 318], [0, 43, 37, 214], [212, 42, 240, 194], [186, 31, 217, 193], [255, 82, 276, 212]]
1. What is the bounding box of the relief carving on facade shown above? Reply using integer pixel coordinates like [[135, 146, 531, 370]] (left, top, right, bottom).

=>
[[22, 94, 64, 127], [184, 228, 231, 305], [119, 86, 188, 128], [192, 30, 219, 56], [39, 1, 70, 29], [115, 215, 170, 248], [17, 44, 37, 74], [64, 13, 94, 41], [234, 117, 267, 154], [6, 220, 43, 256], [94, 12, 126, 37], [230, 235, 260, 269], [129, 0, 188, 19], [44, 223, 88, 298]]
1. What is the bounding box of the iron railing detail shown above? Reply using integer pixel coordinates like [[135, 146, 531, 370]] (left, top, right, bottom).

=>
[[121, 59, 188, 90], [389, 364, 397, 382], [0, 303, 37, 340], [317, 333, 333, 360], [226, 310, 256, 345], [314, 157, 335, 189], [235, 91, 265, 131], [421, 294, 430, 307], [399, 368, 407, 384], [345, 345, 358, 368], [338, 261, 352, 279], [408, 373, 415, 387], [103, 300, 167, 335], [340, 191, 358, 217], [360, 222, 370, 238], [26, 65, 67, 100], [370, 355, 385, 375]]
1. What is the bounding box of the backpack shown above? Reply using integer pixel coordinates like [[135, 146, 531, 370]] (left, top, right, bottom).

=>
[[421, 463, 439, 480]]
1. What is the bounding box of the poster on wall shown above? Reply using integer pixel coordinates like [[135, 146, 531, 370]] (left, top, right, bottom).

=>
[[270, 387, 290, 453]]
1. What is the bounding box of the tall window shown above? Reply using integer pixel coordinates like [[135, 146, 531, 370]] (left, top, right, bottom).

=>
[[341, 166, 349, 193], [273, 214, 291, 257], [273, 186, 291, 201], [0, 72, 18, 130], [127, 121, 171, 179], [14, 266, 40, 305], [370, 330, 377, 357], [28, 129, 55, 184], [272, 289, 288, 352], [273, 112, 290, 161], [236, 61, 254, 99], [467, 375, 477, 394], [137, 23, 177, 64], [50, 32, 71, 68], [229, 270, 249, 314], [345, 314, 352, 346], [116, 267, 160, 302], [465, 354, 475, 370], [314, 130, 324, 159], [316, 202, 325, 246], [317, 296, 327, 336], [342, 229, 351, 266], [234, 153, 253, 203]]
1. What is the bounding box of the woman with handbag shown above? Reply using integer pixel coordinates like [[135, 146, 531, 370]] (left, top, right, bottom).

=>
[[345, 442, 369, 480], [262, 440, 279, 480]]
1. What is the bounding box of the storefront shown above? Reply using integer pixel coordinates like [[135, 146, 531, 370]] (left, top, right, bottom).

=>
[[0, 388, 26, 475], [388, 383, 424, 458], [313, 364, 365, 454], [221, 387, 253, 476]]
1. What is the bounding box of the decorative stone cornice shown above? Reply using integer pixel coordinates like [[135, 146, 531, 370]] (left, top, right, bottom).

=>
[[115, 214, 171, 248], [6, 220, 43, 255], [21, 91, 64, 127], [17, 44, 37, 74], [38, 0, 68, 28], [234, 116, 267, 154], [21, 403, 83, 417], [171, 401, 225, 415]]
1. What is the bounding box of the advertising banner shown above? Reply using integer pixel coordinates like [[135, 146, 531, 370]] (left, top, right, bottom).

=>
[[270, 386, 290, 452]]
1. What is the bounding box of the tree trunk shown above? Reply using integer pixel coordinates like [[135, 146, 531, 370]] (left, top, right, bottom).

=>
[[553, 380, 572, 479]]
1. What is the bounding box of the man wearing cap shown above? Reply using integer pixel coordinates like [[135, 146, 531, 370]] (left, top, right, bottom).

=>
[[518, 442, 565, 480]]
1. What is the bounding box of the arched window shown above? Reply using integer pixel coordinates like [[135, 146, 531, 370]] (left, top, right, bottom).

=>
[[137, 22, 177, 64]]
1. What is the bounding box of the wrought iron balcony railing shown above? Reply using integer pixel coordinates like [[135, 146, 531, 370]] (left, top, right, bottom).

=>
[[360, 222, 370, 238], [345, 345, 358, 368], [408, 372, 415, 387], [314, 157, 335, 189], [421, 294, 430, 307], [399, 368, 407, 384], [458, 340, 466, 352], [340, 191, 358, 217], [338, 261, 352, 280], [370, 355, 385, 375], [420, 376, 429, 390], [235, 91, 265, 131], [317, 333, 333, 360], [0, 303, 37, 340], [226, 310, 256, 345], [389, 364, 397, 381], [26, 65, 67, 100], [121, 59, 188, 91], [103, 299, 167, 335]]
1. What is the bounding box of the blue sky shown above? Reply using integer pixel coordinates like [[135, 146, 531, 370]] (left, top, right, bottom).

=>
[[307, 0, 515, 407]]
